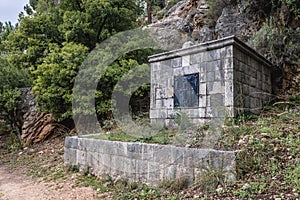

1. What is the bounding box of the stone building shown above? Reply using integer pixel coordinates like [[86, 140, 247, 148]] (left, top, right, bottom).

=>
[[149, 36, 272, 126]]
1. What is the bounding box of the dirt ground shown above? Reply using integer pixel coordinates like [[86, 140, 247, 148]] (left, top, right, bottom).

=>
[[0, 136, 102, 200], [0, 166, 98, 200]]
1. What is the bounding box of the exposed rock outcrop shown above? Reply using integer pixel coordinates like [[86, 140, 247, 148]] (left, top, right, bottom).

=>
[[19, 89, 69, 146], [149, 0, 260, 43]]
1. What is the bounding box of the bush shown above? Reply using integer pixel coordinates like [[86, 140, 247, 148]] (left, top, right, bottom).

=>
[[248, 17, 300, 68], [0, 55, 30, 136], [32, 42, 89, 122]]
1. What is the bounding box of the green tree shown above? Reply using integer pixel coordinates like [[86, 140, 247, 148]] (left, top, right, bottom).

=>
[[32, 42, 89, 121], [0, 55, 30, 136], [3, 6, 63, 71], [0, 22, 14, 52], [3, 0, 150, 125]]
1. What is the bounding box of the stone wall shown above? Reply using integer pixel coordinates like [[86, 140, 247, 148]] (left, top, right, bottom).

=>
[[149, 36, 272, 126], [64, 136, 237, 186], [233, 48, 272, 114]]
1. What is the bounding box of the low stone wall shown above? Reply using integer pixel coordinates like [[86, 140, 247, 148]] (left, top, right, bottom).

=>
[[64, 136, 238, 186]]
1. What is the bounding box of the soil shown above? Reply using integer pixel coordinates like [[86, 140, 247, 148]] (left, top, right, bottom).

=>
[[0, 136, 101, 200], [0, 166, 96, 200]]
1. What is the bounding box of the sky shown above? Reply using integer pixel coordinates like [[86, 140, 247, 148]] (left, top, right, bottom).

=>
[[0, 0, 29, 25]]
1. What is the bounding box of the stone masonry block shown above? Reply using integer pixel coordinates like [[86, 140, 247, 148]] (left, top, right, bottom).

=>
[[183, 65, 200, 74], [64, 148, 77, 165], [173, 67, 182, 76], [225, 69, 234, 81], [163, 165, 177, 180], [135, 159, 148, 182], [64, 137, 78, 149], [191, 53, 202, 64], [199, 95, 207, 107], [171, 57, 182, 68], [202, 49, 221, 62], [182, 55, 190, 67], [223, 58, 233, 69], [207, 71, 215, 82], [199, 83, 206, 95], [207, 81, 224, 94], [151, 63, 160, 72], [150, 109, 158, 119], [199, 72, 206, 83]]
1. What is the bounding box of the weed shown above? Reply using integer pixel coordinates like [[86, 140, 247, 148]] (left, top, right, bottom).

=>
[[206, 0, 236, 27], [83, 127, 177, 145], [174, 112, 193, 131], [161, 177, 189, 192], [80, 165, 90, 176], [195, 169, 225, 194], [5, 131, 22, 151], [67, 164, 79, 173], [102, 119, 116, 130], [285, 163, 300, 192], [156, 11, 166, 20], [76, 175, 109, 192]]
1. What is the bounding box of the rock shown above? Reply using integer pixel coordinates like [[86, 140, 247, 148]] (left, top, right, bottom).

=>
[[144, 26, 188, 50], [215, 4, 255, 41], [182, 41, 194, 48], [20, 88, 70, 146], [165, 0, 187, 18], [198, 26, 214, 43], [149, 0, 264, 45]]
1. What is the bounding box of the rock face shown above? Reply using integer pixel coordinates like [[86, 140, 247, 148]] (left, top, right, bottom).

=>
[[149, 0, 259, 44], [19, 88, 69, 146]]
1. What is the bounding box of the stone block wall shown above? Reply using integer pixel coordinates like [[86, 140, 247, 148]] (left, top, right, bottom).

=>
[[64, 136, 237, 186], [233, 47, 272, 115], [149, 36, 272, 126]]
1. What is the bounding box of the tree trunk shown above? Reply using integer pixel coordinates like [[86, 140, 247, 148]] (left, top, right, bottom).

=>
[[147, 0, 153, 24]]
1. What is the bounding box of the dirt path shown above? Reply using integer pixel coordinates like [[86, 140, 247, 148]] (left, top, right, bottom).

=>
[[0, 166, 98, 200]]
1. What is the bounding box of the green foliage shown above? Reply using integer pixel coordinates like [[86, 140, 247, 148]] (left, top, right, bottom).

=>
[[83, 127, 175, 145], [0, 55, 30, 134], [0, 22, 14, 52], [32, 42, 89, 121], [248, 0, 300, 69], [156, 11, 166, 20], [285, 164, 300, 192], [196, 169, 225, 194], [218, 96, 300, 198], [161, 177, 189, 192], [249, 17, 300, 68], [206, 0, 235, 27], [96, 59, 141, 119], [90, 48, 156, 123], [2, 0, 145, 123], [4, 6, 63, 71], [174, 112, 193, 130], [272, 0, 300, 17]]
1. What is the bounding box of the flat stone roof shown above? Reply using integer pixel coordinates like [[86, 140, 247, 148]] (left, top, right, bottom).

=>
[[148, 35, 273, 68]]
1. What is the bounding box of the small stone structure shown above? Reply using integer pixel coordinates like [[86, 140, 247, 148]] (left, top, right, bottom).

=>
[[149, 36, 272, 126], [64, 36, 272, 186], [64, 136, 237, 186]]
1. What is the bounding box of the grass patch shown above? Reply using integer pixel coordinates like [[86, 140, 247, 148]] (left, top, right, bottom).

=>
[[82, 128, 178, 145], [213, 97, 300, 199]]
